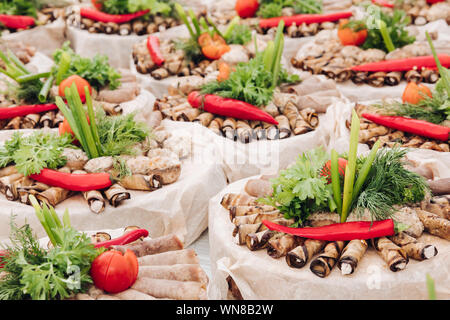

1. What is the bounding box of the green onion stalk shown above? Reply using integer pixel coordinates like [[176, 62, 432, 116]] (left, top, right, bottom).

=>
[[377, 19, 395, 52], [426, 31, 450, 97], [330, 149, 342, 215], [341, 110, 360, 222]]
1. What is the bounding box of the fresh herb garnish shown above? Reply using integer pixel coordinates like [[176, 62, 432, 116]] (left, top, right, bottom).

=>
[[53, 42, 121, 90], [0, 0, 40, 18], [0, 131, 74, 176], [257, 0, 322, 18], [201, 21, 299, 106], [260, 147, 331, 225], [100, 0, 172, 15]]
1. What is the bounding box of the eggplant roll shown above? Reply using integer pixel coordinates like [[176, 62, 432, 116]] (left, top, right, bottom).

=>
[[310, 241, 345, 278], [416, 209, 450, 241], [371, 237, 409, 272], [228, 204, 277, 220], [246, 230, 281, 251], [338, 239, 368, 275], [267, 234, 300, 259], [234, 223, 265, 245], [286, 239, 327, 269], [244, 179, 273, 198], [221, 193, 257, 210], [390, 232, 438, 261], [104, 184, 131, 207]]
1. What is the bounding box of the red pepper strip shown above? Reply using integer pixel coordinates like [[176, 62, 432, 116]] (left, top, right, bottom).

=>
[[427, 0, 445, 4], [29, 169, 113, 192], [262, 219, 395, 241], [362, 113, 450, 141], [188, 91, 278, 125], [259, 11, 353, 29], [371, 0, 394, 8], [351, 55, 450, 72], [80, 7, 149, 24], [0, 103, 58, 120], [146, 35, 165, 66], [0, 14, 35, 29], [0, 250, 7, 269], [94, 229, 149, 249]]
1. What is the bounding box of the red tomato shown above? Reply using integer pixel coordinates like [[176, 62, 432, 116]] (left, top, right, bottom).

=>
[[0, 250, 8, 268], [320, 158, 348, 184], [235, 0, 259, 18], [337, 20, 368, 46], [90, 250, 139, 294], [91, 0, 103, 10], [402, 82, 432, 105], [59, 75, 92, 102]]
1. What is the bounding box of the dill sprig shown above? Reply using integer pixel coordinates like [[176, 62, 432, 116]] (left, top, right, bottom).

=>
[[374, 91, 449, 124], [354, 147, 429, 220]]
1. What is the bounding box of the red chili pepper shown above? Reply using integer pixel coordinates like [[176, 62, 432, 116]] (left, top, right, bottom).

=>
[[29, 168, 112, 192], [0, 104, 58, 120], [351, 55, 450, 72], [259, 11, 353, 29], [188, 91, 278, 125], [426, 0, 445, 4], [0, 14, 35, 29], [262, 219, 395, 241], [146, 35, 165, 66], [94, 229, 149, 249], [80, 7, 149, 24], [362, 113, 450, 141], [0, 250, 8, 269], [371, 0, 394, 8]]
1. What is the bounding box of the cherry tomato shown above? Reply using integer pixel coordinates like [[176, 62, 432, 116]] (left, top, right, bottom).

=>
[[235, 0, 259, 18], [402, 82, 432, 105], [90, 250, 138, 294], [320, 158, 348, 184], [59, 75, 92, 102], [337, 19, 368, 46]]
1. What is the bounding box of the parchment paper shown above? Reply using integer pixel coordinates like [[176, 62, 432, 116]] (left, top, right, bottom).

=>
[[0, 121, 227, 246], [208, 175, 450, 300], [291, 20, 450, 102], [2, 19, 66, 57], [325, 99, 450, 179]]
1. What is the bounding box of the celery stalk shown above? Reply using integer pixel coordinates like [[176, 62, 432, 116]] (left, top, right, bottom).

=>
[[55, 51, 71, 85], [175, 4, 196, 40], [341, 110, 360, 222], [85, 87, 101, 152], [29, 195, 57, 246], [16, 72, 50, 83], [189, 9, 202, 36], [38, 74, 54, 103], [69, 85, 99, 158], [377, 19, 395, 52], [223, 16, 239, 40], [207, 16, 224, 39], [352, 140, 381, 204], [271, 36, 284, 88], [426, 31, 450, 96], [270, 20, 285, 73], [331, 149, 342, 215], [7, 49, 30, 74]]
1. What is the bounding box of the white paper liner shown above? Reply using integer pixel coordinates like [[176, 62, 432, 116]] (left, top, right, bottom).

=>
[[0, 120, 227, 246], [291, 19, 450, 102], [208, 175, 450, 300], [2, 18, 67, 57], [325, 100, 450, 179]]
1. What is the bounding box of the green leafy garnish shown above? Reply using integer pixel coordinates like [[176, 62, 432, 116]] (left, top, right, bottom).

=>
[[0, 131, 74, 176], [0, 0, 40, 18], [101, 0, 172, 15], [53, 42, 121, 90], [257, 0, 322, 18], [260, 147, 331, 225]]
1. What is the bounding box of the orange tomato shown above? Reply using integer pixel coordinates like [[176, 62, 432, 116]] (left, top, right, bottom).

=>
[[90, 250, 138, 294], [198, 33, 213, 47], [217, 62, 231, 82], [337, 19, 368, 46], [235, 0, 259, 18], [59, 75, 92, 102], [202, 44, 230, 60], [402, 82, 432, 105], [320, 158, 348, 184]]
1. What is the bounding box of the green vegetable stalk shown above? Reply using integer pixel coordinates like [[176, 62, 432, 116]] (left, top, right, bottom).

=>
[[38, 74, 54, 103], [341, 110, 360, 222], [427, 274, 436, 300], [377, 19, 395, 52], [16, 72, 50, 84], [55, 51, 71, 85], [426, 32, 450, 97], [330, 149, 342, 215], [352, 140, 381, 204]]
